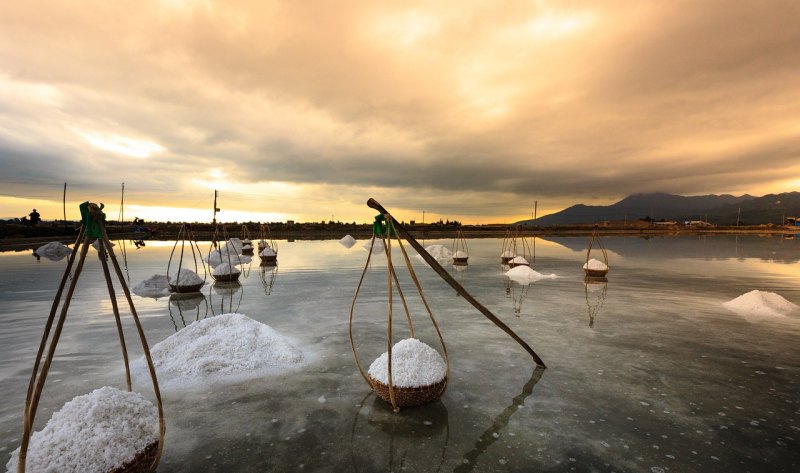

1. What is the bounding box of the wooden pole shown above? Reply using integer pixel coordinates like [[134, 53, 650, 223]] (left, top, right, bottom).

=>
[[367, 198, 546, 368], [62, 182, 67, 230]]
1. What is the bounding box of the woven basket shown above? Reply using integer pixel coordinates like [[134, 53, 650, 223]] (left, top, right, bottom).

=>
[[453, 257, 468, 266], [369, 376, 447, 407], [169, 282, 204, 293], [241, 247, 254, 255], [260, 255, 277, 264], [212, 272, 240, 282], [501, 256, 513, 264], [108, 440, 159, 473], [508, 261, 529, 268]]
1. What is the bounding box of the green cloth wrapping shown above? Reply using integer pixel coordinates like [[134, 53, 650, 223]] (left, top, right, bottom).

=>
[[79, 201, 106, 238], [373, 214, 386, 237]]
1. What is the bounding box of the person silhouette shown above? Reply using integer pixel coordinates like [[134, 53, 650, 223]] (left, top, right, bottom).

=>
[[29, 209, 41, 225]]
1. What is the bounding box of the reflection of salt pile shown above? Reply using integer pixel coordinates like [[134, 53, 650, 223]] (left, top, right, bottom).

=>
[[34, 241, 72, 259], [169, 268, 203, 287], [6, 387, 158, 473], [91, 239, 115, 250], [415, 245, 453, 265], [132, 274, 171, 298], [368, 338, 446, 388], [583, 258, 608, 271], [723, 290, 798, 318], [362, 240, 383, 254], [212, 263, 241, 277], [340, 235, 357, 248], [143, 313, 303, 381], [504, 265, 558, 283]]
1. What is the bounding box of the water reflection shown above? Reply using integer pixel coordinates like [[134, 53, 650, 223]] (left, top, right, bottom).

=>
[[454, 366, 545, 472], [259, 264, 279, 295], [167, 293, 208, 331], [350, 394, 450, 473], [584, 279, 608, 328], [208, 281, 243, 315]]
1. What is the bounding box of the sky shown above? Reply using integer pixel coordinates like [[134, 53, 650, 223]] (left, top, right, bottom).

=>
[[1, 0, 799, 224]]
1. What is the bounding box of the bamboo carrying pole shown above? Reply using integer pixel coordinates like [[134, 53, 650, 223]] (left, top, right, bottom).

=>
[[366, 198, 546, 368]]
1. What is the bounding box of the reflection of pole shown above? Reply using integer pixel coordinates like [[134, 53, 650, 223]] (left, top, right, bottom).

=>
[[737, 207, 740, 227], [454, 367, 545, 473]]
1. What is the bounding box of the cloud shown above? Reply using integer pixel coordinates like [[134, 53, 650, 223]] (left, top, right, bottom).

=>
[[1, 1, 799, 222]]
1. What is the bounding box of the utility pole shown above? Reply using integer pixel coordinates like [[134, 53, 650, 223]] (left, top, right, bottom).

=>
[[119, 182, 125, 223], [423, 210, 425, 224], [213, 190, 220, 225], [737, 207, 740, 226], [62, 182, 67, 230]]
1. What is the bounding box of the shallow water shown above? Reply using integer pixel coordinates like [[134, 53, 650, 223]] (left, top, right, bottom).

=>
[[1, 235, 799, 472]]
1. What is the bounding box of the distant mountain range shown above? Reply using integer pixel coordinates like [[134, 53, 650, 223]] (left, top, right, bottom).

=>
[[518, 192, 800, 226]]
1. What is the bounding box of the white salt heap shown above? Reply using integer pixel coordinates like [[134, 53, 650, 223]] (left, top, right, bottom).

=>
[[6, 386, 158, 473], [207, 249, 238, 267], [339, 235, 357, 248], [510, 256, 529, 265], [453, 250, 468, 258], [34, 241, 72, 260], [504, 265, 558, 283], [169, 268, 203, 287], [212, 263, 240, 277], [226, 238, 243, 253], [414, 244, 453, 265], [132, 274, 170, 298], [141, 313, 303, 382], [583, 258, 609, 271], [723, 290, 798, 318], [368, 338, 446, 388], [362, 240, 383, 254], [260, 247, 277, 257]]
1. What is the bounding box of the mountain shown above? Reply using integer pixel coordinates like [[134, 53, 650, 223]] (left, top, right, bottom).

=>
[[517, 192, 800, 226]]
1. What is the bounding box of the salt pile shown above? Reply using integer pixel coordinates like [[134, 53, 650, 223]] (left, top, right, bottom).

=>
[[583, 258, 608, 271], [368, 338, 446, 388], [362, 240, 383, 254], [504, 265, 558, 283], [260, 247, 277, 257], [212, 263, 241, 277], [141, 313, 303, 383], [415, 244, 453, 265], [510, 256, 529, 265], [132, 274, 171, 298], [226, 238, 243, 253], [453, 250, 468, 258], [34, 241, 72, 260], [723, 290, 799, 318], [6, 386, 158, 473], [207, 249, 237, 267], [339, 235, 357, 249], [169, 268, 203, 287]]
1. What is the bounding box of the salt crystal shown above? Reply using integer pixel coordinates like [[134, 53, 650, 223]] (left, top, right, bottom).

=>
[[583, 258, 608, 271], [6, 387, 158, 473], [339, 235, 357, 248], [34, 241, 72, 260], [723, 290, 798, 318], [169, 268, 203, 287], [504, 265, 558, 283], [132, 274, 171, 298], [135, 313, 303, 385], [212, 263, 241, 277], [368, 338, 446, 387]]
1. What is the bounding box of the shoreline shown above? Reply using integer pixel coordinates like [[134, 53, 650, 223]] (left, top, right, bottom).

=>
[[2, 225, 797, 252]]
